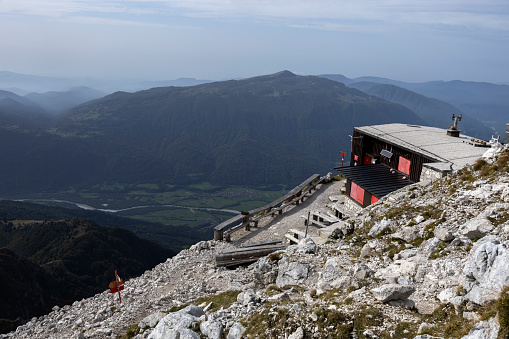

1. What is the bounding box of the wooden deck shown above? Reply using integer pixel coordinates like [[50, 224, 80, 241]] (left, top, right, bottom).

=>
[[213, 174, 324, 241]]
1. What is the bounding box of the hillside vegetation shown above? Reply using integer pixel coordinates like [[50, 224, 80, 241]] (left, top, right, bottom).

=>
[[0, 218, 173, 333], [0, 71, 424, 194]]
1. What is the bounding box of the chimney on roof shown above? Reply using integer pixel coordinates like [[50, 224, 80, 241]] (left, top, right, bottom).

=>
[[447, 114, 462, 137]]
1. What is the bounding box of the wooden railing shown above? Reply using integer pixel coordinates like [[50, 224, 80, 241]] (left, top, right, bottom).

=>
[[213, 174, 324, 241]]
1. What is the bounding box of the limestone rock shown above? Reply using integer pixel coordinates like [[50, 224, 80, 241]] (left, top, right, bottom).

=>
[[463, 239, 509, 304], [227, 322, 245, 339], [200, 320, 224, 339], [330, 221, 355, 239], [349, 264, 373, 280], [139, 311, 166, 329], [297, 238, 317, 254], [288, 326, 305, 339], [437, 287, 457, 303], [434, 226, 454, 242], [237, 289, 260, 305], [147, 305, 205, 339], [368, 219, 392, 237], [459, 218, 495, 240], [371, 284, 415, 303], [360, 240, 384, 257], [276, 257, 311, 287], [392, 226, 420, 242]]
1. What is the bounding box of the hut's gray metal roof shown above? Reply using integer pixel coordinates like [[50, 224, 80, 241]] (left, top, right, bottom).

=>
[[355, 123, 488, 170]]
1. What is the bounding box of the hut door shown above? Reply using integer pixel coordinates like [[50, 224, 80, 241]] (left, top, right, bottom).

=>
[[398, 156, 411, 175], [350, 182, 365, 205]]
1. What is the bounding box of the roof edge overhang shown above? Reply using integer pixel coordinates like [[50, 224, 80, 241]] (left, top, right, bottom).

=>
[[336, 163, 412, 199]]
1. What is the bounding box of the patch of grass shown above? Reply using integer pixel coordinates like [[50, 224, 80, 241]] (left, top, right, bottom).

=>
[[487, 211, 509, 226], [343, 297, 354, 305], [268, 252, 282, 262], [242, 307, 301, 338], [497, 286, 509, 339], [194, 290, 241, 313], [314, 307, 353, 338], [316, 288, 341, 301], [430, 242, 449, 259], [266, 285, 283, 296], [121, 324, 140, 339], [381, 322, 417, 339], [419, 303, 474, 338], [353, 307, 384, 338], [384, 241, 406, 259], [459, 170, 476, 183], [286, 285, 306, 293], [168, 304, 189, 313]]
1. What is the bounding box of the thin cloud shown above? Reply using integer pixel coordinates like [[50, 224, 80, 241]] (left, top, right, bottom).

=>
[[1, 0, 508, 33]]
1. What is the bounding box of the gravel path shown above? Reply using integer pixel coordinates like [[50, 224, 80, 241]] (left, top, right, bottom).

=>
[[230, 180, 346, 244]]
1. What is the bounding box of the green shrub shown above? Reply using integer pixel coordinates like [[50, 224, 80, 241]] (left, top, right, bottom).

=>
[[122, 324, 140, 339], [268, 252, 282, 262]]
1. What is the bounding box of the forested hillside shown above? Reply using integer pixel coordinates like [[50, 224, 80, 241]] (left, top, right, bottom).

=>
[[0, 71, 424, 194]]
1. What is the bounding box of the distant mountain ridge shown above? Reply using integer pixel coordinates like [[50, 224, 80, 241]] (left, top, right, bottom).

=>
[[25, 86, 106, 114], [51, 71, 424, 188], [318, 73, 509, 138], [348, 82, 493, 139], [0, 69, 503, 197]]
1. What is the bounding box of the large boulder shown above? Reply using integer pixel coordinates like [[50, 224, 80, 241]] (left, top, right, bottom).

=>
[[296, 238, 317, 254], [317, 257, 352, 290], [227, 322, 245, 339], [148, 305, 204, 339], [252, 257, 277, 286], [200, 320, 224, 339], [368, 219, 392, 237], [349, 264, 373, 280], [392, 226, 420, 243], [139, 311, 166, 329], [434, 226, 454, 242], [276, 257, 311, 287], [459, 218, 495, 240], [330, 221, 355, 239], [462, 239, 509, 304], [371, 284, 415, 303]]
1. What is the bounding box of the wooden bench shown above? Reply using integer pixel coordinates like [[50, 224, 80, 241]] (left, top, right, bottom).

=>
[[215, 244, 287, 267], [285, 228, 306, 244], [330, 203, 354, 219], [240, 239, 283, 248]]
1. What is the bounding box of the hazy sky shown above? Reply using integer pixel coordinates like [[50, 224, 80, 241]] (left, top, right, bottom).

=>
[[1, 0, 508, 83]]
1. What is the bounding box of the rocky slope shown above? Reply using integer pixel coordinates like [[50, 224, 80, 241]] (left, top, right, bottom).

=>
[[3, 147, 509, 339]]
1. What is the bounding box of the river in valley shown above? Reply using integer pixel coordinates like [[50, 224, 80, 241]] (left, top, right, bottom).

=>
[[13, 198, 240, 215]]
